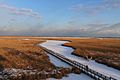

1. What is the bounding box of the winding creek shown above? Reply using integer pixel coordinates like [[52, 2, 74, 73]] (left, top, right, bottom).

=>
[[40, 40, 120, 80]]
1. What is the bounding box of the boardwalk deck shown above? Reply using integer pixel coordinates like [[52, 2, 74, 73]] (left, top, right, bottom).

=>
[[40, 46, 117, 80]]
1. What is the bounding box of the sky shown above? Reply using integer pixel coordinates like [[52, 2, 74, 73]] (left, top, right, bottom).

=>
[[0, 0, 120, 37]]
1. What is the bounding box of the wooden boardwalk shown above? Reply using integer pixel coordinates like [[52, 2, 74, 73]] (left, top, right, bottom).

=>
[[41, 46, 117, 80]]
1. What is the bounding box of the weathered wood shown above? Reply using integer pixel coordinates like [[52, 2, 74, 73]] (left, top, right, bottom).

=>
[[41, 46, 117, 80]]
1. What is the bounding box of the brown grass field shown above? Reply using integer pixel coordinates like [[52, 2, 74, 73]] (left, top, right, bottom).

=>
[[0, 37, 81, 80], [62, 38, 120, 70], [0, 37, 55, 70], [26, 37, 120, 70], [0, 36, 120, 79]]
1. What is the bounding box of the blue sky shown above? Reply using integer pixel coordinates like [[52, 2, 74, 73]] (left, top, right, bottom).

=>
[[0, 0, 120, 37]]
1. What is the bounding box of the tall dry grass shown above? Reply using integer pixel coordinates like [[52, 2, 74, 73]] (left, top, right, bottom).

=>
[[63, 38, 120, 70], [0, 37, 55, 71]]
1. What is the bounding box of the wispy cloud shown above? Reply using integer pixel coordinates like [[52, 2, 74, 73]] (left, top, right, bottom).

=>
[[0, 22, 119, 37], [71, 0, 120, 15], [0, 4, 41, 19], [84, 23, 109, 30]]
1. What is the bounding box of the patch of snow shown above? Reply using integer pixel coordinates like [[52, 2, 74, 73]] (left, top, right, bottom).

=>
[[40, 40, 120, 80], [47, 53, 70, 68], [1, 68, 65, 79], [48, 73, 94, 80], [40, 40, 94, 80], [22, 39, 30, 40]]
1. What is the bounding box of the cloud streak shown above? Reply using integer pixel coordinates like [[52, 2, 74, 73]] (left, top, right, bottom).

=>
[[0, 4, 41, 19], [0, 22, 119, 37], [71, 0, 120, 15]]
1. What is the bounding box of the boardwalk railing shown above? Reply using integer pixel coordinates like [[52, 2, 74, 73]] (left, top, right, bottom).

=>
[[41, 46, 117, 80]]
